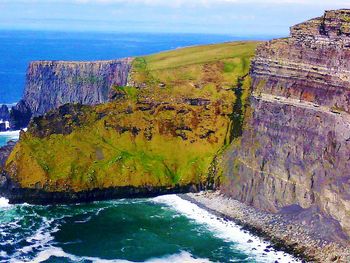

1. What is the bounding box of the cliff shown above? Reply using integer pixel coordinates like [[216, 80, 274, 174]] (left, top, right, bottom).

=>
[[9, 100, 32, 130], [0, 141, 16, 168], [24, 59, 132, 117], [1, 42, 258, 203], [0, 105, 9, 121], [221, 9, 350, 242], [0, 105, 10, 131], [4, 58, 133, 129]]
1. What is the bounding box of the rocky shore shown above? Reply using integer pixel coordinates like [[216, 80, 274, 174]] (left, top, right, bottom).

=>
[[180, 191, 350, 263]]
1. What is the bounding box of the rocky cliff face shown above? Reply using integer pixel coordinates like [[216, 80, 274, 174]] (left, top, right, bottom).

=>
[[222, 9, 350, 241], [1, 59, 132, 130], [0, 105, 9, 121], [3, 58, 133, 129], [24, 59, 133, 117], [0, 141, 16, 168], [9, 100, 32, 130], [0, 105, 10, 131]]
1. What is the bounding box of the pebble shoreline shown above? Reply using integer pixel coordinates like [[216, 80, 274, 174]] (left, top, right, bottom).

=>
[[179, 191, 350, 263]]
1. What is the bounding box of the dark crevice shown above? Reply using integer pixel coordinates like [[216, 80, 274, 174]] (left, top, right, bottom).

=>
[[228, 74, 248, 143]]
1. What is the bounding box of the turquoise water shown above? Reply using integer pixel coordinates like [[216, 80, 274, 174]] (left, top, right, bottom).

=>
[[0, 195, 299, 263], [0, 136, 7, 146], [0, 131, 20, 147]]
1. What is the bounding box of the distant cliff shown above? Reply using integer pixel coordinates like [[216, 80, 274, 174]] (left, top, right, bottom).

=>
[[3, 58, 133, 129], [24, 58, 133, 117], [221, 9, 350, 241]]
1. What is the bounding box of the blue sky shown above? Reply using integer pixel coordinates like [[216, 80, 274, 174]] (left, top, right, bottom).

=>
[[0, 0, 349, 36]]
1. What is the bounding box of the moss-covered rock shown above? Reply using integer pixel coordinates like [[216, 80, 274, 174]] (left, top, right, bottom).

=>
[[4, 41, 258, 200]]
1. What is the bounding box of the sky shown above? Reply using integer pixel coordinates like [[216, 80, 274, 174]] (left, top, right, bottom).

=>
[[0, 0, 350, 37]]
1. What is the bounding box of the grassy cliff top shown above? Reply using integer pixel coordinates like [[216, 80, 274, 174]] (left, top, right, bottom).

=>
[[144, 41, 259, 70], [132, 41, 258, 85], [6, 41, 259, 193]]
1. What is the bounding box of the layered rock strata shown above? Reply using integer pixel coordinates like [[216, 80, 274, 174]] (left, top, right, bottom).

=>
[[221, 9, 350, 242]]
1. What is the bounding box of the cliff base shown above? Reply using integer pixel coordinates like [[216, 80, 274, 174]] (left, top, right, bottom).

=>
[[182, 191, 350, 263]]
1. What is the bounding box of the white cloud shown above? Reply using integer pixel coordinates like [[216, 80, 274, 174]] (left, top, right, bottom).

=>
[[111, 0, 346, 4], [74, 0, 350, 5], [72, 0, 348, 3], [2, 0, 349, 34], [4, 0, 350, 5]]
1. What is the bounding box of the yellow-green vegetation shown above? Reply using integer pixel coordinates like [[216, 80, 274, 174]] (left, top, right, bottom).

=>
[[131, 41, 258, 98], [6, 41, 259, 192]]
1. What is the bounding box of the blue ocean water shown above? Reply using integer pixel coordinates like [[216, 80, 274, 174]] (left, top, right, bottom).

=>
[[0, 131, 20, 147], [0, 30, 252, 104], [0, 136, 6, 146], [0, 195, 299, 263]]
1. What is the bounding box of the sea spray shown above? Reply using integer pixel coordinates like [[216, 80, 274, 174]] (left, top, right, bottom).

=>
[[0, 130, 23, 138], [0, 195, 301, 263], [0, 129, 23, 147], [153, 195, 301, 263], [26, 249, 211, 263], [0, 197, 10, 208]]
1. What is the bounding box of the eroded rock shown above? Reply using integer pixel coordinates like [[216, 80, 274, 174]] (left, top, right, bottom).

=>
[[222, 9, 350, 242]]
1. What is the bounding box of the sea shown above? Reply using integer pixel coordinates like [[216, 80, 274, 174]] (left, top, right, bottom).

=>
[[0, 30, 299, 263]]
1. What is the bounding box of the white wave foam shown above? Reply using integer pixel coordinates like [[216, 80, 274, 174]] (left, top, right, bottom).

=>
[[148, 251, 211, 263], [0, 197, 11, 208], [7, 195, 300, 263], [153, 195, 301, 263], [3, 103, 18, 108], [9, 218, 59, 262], [12, 247, 79, 263], [74, 215, 92, 223], [25, 247, 211, 263], [0, 250, 8, 258], [7, 201, 211, 263], [0, 129, 23, 140], [0, 130, 20, 136]]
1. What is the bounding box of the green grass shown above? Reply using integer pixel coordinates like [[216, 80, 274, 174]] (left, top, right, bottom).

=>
[[132, 41, 259, 103], [114, 86, 139, 102], [143, 41, 258, 70]]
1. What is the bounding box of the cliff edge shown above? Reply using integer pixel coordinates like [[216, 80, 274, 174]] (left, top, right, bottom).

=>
[[221, 9, 350, 244]]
